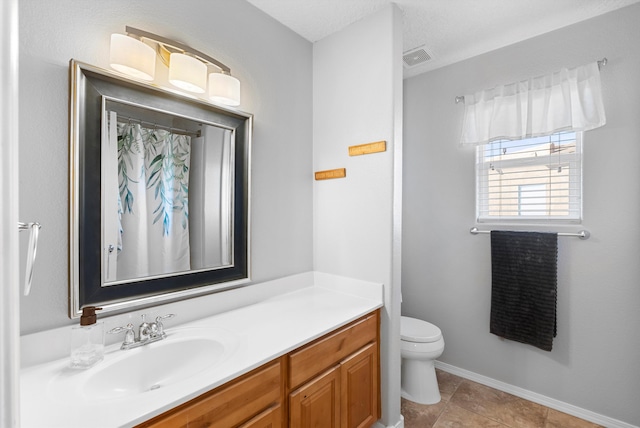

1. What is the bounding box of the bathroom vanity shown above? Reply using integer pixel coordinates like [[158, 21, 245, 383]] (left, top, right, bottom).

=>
[[139, 311, 379, 427], [21, 274, 383, 428]]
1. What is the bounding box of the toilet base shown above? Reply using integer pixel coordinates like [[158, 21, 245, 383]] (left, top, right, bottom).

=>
[[401, 358, 441, 405]]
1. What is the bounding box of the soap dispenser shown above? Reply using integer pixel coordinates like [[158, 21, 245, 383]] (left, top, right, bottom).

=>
[[70, 306, 104, 369]]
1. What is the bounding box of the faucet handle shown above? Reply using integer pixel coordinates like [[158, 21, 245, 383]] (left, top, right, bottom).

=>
[[156, 313, 176, 321], [108, 323, 135, 346], [155, 314, 176, 337]]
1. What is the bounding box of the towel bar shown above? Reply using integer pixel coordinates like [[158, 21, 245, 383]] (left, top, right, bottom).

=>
[[469, 227, 590, 240]]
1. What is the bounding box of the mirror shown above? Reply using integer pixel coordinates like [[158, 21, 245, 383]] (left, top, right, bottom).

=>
[[69, 60, 251, 318]]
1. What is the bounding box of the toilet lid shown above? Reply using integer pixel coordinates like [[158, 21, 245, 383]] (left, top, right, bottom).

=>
[[401, 316, 442, 343]]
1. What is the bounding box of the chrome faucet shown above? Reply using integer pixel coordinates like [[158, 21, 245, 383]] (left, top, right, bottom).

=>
[[139, 314, 151, 342], [109, 313, 175, 350]]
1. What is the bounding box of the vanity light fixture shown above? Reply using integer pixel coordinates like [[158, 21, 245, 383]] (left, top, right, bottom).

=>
[[208, 72, 240, 106], [109, 26, 241, 106], [109, 34, 156, 81], [169, 52, 207, 93]]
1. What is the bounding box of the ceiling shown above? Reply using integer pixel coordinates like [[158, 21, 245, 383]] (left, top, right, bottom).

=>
[[246, 0, 640, 78]]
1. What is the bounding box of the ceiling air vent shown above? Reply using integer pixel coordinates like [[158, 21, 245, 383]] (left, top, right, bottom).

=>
[[403, 46, 431, 68]]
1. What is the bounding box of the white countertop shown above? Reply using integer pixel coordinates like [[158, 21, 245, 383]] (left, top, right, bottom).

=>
[[21, 274, 383, 428]]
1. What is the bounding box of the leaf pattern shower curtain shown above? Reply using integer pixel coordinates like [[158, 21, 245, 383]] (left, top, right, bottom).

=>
[[115, 121, 191, 281]]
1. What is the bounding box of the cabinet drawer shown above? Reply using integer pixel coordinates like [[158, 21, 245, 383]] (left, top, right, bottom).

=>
[[289, 312, 378, 390], [238, 404, 282, 428], [138, 359, 282, 428]]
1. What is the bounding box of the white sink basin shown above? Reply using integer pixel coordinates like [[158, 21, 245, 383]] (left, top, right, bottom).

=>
[[84, 337, 223, 400], [46, 326, 239, 403]]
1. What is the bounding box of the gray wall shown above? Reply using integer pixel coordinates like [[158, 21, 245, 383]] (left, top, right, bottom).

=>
[[18, 0, 313, 334], [402, 4, 640, 426]]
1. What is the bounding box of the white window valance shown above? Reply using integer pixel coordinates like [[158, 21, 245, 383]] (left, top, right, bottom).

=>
[[460, 61, 606, 146]]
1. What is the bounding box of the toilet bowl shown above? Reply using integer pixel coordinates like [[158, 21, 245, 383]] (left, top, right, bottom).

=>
[[401, 316, 445, 405]]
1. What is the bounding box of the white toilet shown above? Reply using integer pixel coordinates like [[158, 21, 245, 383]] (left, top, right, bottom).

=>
[[400, 316, 445, 405]]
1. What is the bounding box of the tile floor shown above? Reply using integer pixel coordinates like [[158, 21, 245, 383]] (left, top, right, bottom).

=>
[[401, 370, 603, 428]]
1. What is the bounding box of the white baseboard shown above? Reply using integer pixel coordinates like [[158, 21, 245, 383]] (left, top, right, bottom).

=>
[[435, 361, 638, 428], [373, 415, 404, 428]]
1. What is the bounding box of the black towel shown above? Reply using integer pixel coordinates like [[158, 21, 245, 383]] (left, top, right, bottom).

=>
[[490, 231, 558, 351]]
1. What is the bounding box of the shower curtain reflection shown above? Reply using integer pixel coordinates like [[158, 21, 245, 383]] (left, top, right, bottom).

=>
[[108, 115, 192, 282]]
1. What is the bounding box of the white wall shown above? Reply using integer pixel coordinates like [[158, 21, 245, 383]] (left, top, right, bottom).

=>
[[18, 0, 314, 334], [313, 5, 403, 426], [402, 4, 640, 426]]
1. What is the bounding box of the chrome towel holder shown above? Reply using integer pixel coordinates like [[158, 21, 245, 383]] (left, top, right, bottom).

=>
[[469, 227, 590, 240], [18, 221, 41, 295]]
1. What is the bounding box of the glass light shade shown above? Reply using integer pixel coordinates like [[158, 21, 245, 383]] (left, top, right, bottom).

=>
[[109, 34, 156, 81], [169, 53, 207, 93], [208, 73, 241, 106]]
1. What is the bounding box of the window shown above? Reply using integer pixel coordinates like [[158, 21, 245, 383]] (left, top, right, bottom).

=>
[[476, 132, 582, 222]]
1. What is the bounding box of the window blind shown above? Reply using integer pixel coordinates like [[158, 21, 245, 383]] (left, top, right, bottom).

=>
[[476, 132, 582, 222]]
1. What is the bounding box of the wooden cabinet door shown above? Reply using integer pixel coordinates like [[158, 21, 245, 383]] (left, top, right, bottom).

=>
[[340, 343, 378, 428], [290, 366, 341, 428]]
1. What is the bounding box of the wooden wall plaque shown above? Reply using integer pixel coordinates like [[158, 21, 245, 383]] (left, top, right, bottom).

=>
[[349, 141, 386, 156], [315, 168, 346, 180]]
